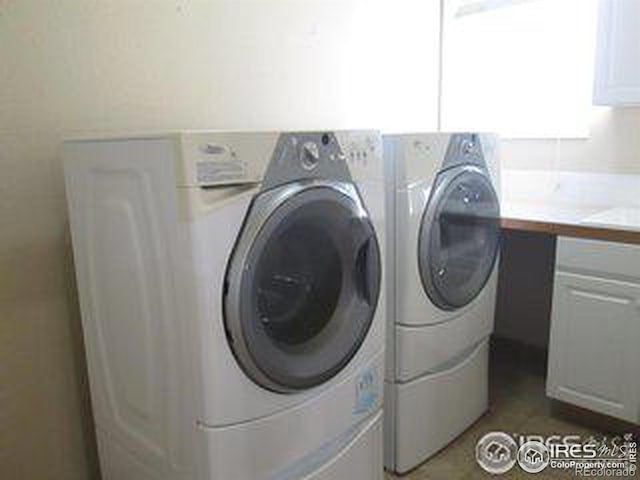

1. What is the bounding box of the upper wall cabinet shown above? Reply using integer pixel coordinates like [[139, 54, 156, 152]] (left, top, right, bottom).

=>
[[593, 0, 640, 105]]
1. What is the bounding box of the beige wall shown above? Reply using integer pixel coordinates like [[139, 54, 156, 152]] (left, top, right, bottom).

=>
[[501, 106, 640, 173], [0, 1, 440, 478]]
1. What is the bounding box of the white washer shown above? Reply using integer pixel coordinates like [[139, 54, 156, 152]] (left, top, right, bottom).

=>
[[382, 133, 501, 474], [64, 130, 386, 480]]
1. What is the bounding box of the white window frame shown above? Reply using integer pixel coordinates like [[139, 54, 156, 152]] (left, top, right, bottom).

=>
[[439, 0, 598, 139]]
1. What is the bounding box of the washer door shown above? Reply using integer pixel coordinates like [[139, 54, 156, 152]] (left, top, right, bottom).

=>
[[224, 183, 381, 393], [418, 166, 500, 311]]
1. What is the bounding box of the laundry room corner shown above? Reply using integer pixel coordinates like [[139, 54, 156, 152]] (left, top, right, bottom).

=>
[[3, 1, 640, 479]]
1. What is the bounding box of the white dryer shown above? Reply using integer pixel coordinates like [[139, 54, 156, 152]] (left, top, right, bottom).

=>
[[64, 130, 386, 480], [382, 133, 501, 474]]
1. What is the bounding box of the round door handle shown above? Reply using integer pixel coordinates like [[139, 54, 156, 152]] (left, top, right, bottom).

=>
[[462, 140, 475, 155]]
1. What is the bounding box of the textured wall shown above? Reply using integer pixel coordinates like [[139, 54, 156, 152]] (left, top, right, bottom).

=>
[[0, 1, 440, 478], [501, 107, 640, 173]]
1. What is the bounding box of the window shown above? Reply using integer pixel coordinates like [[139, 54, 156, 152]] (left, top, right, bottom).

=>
[[440, 0, 598, 138]]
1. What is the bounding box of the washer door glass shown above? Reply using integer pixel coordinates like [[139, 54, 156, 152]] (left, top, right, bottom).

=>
[[419, 169, 500, 310], [225, 186, 381, 392]]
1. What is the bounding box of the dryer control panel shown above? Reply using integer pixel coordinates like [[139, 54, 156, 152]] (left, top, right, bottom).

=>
[[442, 133, 486, 170]]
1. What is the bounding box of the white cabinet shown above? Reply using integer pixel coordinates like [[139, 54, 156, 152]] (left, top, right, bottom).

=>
[[547, 237, 640, 424], [593, 0, 640, 105]]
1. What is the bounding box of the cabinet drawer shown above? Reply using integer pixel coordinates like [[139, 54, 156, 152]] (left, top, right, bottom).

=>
[[556, 237, 640, 280]]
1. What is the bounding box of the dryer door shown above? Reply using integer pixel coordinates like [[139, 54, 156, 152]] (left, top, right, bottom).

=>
[[418, 166, 500, 311], [224, 182, 381, 393]]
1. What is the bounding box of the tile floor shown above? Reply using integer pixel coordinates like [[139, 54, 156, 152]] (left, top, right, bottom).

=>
[[385, 340, 638, 479]]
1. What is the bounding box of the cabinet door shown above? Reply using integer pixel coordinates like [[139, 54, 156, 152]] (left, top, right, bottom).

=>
[[593, 0, 640, 105], [547, 272, 640, 423]]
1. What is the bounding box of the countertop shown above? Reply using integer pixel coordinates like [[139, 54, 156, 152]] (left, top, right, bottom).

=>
[[501, 201, 640, 245], [499, 170, 640, 245]]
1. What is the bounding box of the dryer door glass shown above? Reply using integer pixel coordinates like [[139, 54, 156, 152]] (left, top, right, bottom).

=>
[[419, 169, 500, 310], [225, 186, 381, 392]]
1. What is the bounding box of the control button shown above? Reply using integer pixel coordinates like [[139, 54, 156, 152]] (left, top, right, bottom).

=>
[[462, 140, 475, 155], [301, 141, 320, 170]]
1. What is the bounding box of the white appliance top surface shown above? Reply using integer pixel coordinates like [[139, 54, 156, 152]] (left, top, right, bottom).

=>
[[500, 170, 640, 243]]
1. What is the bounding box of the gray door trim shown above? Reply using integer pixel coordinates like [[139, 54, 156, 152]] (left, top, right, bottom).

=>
[[224, 179, 378, 393], [418, 165, 500, 310]]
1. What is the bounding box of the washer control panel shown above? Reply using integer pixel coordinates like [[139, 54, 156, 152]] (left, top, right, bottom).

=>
[[443, 133, 486, 169]]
